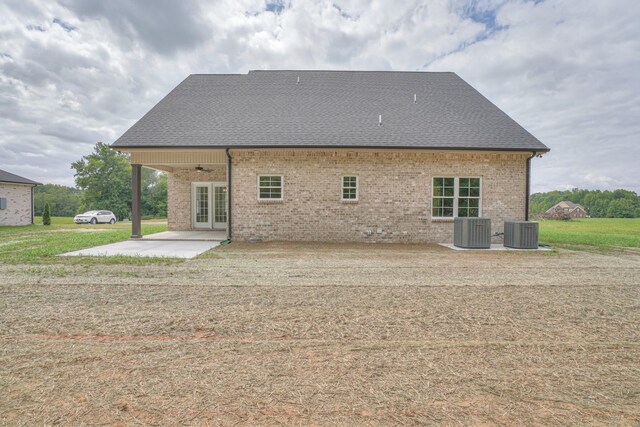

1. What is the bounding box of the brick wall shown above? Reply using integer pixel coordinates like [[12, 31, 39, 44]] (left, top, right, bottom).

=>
[[167, 166, 226, 231], [165, 150, 528, 243], [0, 183, 33, 226], [231, 150, 528, 243]]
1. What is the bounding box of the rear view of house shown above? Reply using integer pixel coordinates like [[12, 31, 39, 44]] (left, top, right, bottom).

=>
[[111, 70, 550, 242], [0, 169, 41, 226]]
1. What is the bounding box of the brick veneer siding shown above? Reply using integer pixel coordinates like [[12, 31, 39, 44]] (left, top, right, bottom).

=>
[[164, 150, 528, 242], [0, 183, 34, 226], [230, 150, 528, 243], [167, 166, 226, 231]]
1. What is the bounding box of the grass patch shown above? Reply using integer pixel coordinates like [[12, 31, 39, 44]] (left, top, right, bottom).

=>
[[0, 217, 175, 264], [539, 218, 640, 251]]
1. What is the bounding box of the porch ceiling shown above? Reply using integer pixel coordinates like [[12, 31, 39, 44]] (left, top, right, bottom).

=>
[[127, 150, 227, 170], [146, 163, 225, 172]]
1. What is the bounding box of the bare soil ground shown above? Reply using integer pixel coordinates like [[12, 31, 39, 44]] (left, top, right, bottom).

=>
[[1, 243, 639, 425]]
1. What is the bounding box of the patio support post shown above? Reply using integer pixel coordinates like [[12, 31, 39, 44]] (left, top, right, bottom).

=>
[[131, 164, 142, 239]]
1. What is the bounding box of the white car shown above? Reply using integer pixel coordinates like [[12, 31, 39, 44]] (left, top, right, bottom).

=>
[[74, 210, 117, 225]]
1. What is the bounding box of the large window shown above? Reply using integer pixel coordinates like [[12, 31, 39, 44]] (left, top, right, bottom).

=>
[[258, 175, 283, 200], [432, 177, 481, 218], [342, 176, 358, 201]]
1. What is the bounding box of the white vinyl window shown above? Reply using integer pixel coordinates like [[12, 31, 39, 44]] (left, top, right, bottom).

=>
[[258, 175, 283, 200], [432, 177, 481, 218], [342, 176, 358, 201]]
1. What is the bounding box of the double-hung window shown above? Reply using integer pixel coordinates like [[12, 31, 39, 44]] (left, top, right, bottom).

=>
[[342, 176, 358, 201], [258, 175, 283, 200], [432, 177, 481, 218]]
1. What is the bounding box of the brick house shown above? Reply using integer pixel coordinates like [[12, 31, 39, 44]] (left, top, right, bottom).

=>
[[0, 169, 41, 226], [545, 201, 588, 219], [111, 71, 549, 242]]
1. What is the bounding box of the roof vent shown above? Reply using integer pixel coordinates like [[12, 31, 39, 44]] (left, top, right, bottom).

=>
[[414, 93, 417, 103], [296, 75, 300, 85], [378, 114, 382, 126]]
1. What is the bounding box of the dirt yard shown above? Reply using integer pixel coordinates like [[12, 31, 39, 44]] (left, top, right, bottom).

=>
[[1, 243, 639, 425]]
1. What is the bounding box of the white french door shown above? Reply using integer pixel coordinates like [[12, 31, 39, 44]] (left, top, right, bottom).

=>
[[192, 182, 227, 229], [212, 185, 227, 229]]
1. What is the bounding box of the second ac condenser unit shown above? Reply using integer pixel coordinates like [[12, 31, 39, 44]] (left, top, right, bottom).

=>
[[504, 221, 539, 249]]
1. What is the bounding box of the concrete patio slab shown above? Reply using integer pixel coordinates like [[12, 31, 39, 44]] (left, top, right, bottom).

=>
[[141, 230, 226, 241], [61, 240, 219, 259], [439, 243, 550, 251]]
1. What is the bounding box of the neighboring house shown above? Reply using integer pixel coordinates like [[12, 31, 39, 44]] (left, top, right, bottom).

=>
[[545, 201, 588, 219], [111, 70, 550, 242], [0, 169, 41, 226]]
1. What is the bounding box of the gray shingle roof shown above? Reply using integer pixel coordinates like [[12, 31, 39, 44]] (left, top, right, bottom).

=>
[[111, 70, 549, 152], [0, 168, 41, 185], [562, 201, 581, 209]]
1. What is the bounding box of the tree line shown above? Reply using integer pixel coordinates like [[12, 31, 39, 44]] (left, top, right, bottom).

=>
[[35, 142, 167, 219], [530, 188, 640, 218]]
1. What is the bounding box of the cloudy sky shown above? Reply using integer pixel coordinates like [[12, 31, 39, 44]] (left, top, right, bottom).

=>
[[1, 0, 638, 193]]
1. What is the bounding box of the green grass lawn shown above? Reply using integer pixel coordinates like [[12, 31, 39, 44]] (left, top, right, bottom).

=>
[[2, 217, 638, 264], [539, 218, 640, 251], [0, 217, 171, 264]]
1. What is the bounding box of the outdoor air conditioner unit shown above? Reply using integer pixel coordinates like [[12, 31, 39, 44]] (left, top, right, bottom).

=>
[[454, 218, 491, 249], [504, 221, 539, 249]]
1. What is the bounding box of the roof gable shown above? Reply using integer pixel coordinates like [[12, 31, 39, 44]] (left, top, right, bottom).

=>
[[112, 70, 549, 152]]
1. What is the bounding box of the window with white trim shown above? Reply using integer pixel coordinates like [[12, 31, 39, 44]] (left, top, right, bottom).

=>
[[432, 177, 481, 218], [342, 176, 358, 201], [258, 175, 283, 200]]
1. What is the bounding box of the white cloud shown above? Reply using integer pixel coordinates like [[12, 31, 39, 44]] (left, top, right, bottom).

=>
[[426, 0, 640, 192], [0, 0, 638, 194]]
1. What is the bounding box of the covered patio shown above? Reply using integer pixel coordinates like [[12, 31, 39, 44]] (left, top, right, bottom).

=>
[[125, 149, 230, 240]]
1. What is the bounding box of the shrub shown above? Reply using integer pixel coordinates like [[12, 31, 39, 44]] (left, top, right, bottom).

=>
[[42, 203, 51, 226]]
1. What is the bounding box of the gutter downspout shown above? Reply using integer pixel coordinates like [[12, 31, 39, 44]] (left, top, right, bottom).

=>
[[225, 148, 232, 240], [31, 185, 35, 225], [525, 152, 537, 221]]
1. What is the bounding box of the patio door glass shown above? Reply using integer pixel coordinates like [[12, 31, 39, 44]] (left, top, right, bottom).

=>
[[194, 184, 211, 229], [213, 185, 227, 229], [193, 182, 227, 229]]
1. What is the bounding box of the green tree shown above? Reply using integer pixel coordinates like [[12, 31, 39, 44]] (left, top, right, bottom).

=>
[[34, 184, 82, 216], [141, 171, 167, 217], [42, 203, 51, 225], [530, 188, 640, 218], [72, 142, 132, 220], [607, 199, 638, 218]]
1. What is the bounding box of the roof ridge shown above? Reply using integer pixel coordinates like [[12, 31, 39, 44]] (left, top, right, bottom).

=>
[[189, 73, 244, 76], [248, 70, 456, 74]]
